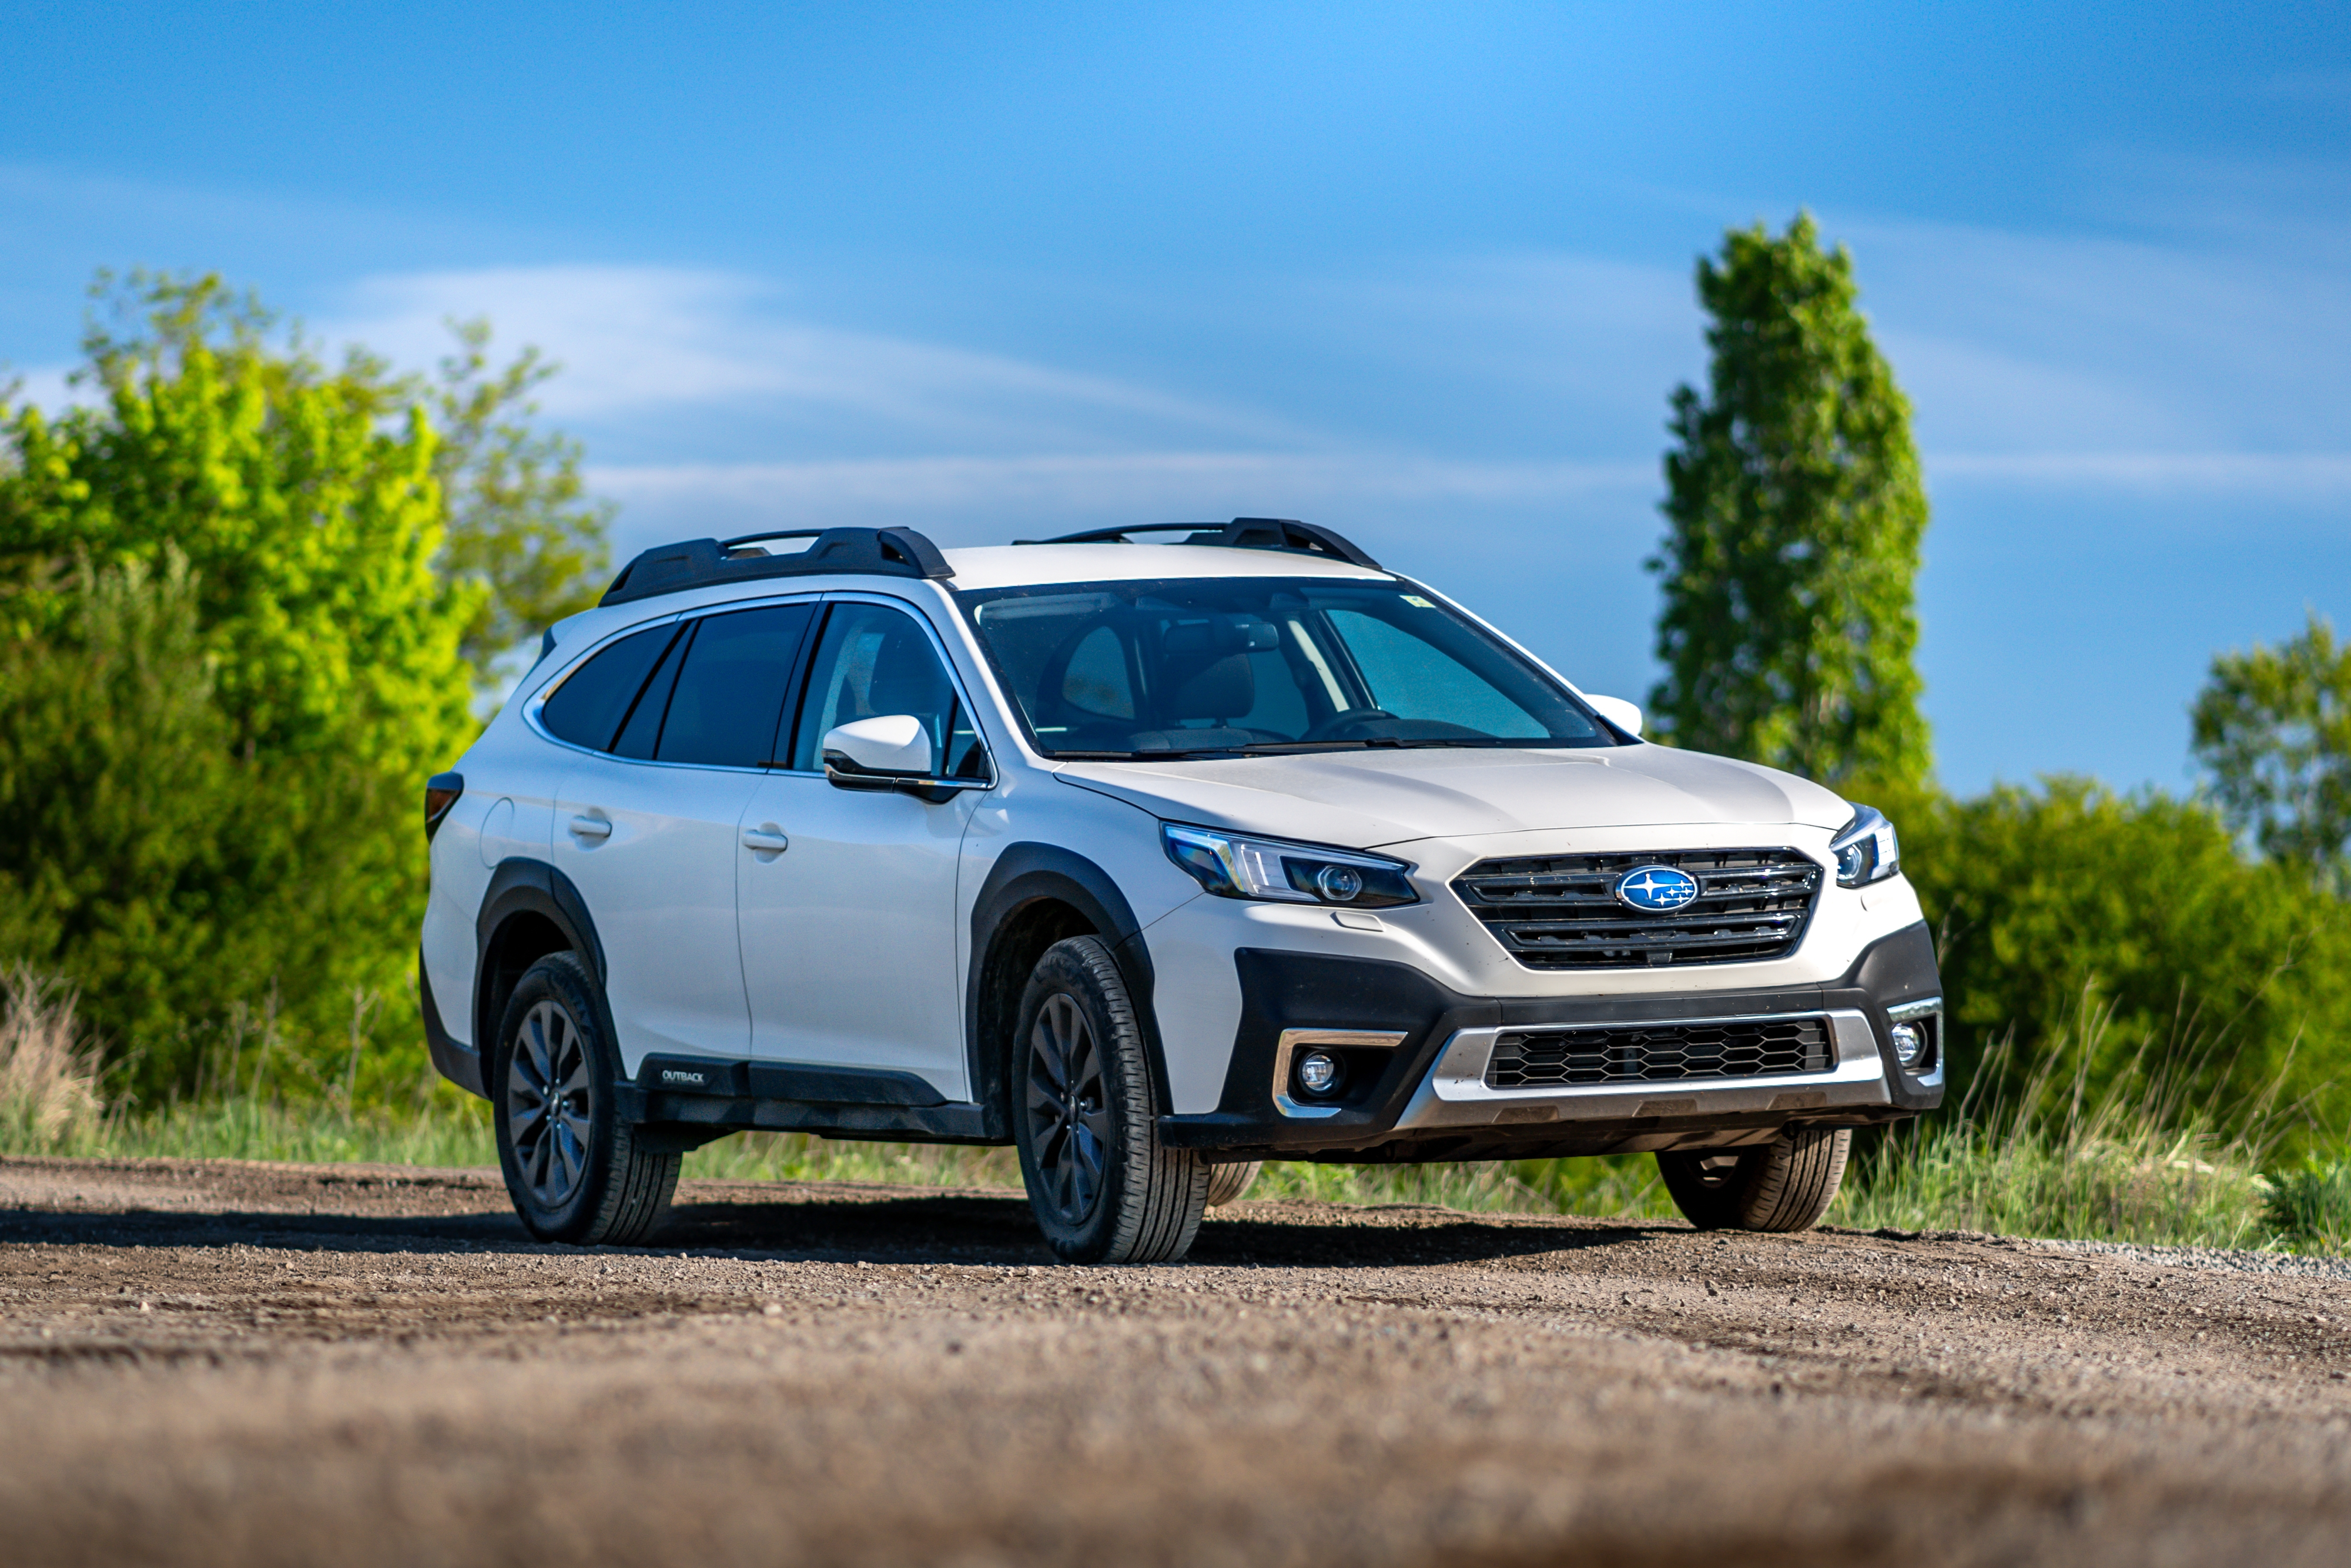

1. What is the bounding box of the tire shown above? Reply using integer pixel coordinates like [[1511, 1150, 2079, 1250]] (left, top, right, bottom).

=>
[[1204, 1161, 1262, 1208], [1656, 1127, 1850, 1233], [491, 952, 680, 1245], [1012, 936, 1210, 1264]]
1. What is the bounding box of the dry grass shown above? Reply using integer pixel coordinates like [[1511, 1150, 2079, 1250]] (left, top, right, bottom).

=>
[[0, 967, 103, 1151]]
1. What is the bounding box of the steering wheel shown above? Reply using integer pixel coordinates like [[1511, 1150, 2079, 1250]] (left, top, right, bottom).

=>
[[1303, 706, 1398, 742]]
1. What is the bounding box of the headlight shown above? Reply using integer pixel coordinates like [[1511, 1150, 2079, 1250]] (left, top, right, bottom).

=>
[[1831, 804, 1900, 888], [1161, 823, 1418, 907]]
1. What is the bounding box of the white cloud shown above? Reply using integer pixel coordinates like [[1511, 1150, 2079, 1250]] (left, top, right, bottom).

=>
[[1, 363, 83, 413], [1834, 213, 2351, 455], [1928, 450, 2351, 494], [588, 450, 1650, 522], [24, 229, 2345, 524], [323, 265, 1302, 450]]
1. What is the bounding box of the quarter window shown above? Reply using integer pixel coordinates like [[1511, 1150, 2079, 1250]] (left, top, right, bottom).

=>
[[611, 619, 692, 759], [539, 622, 681, 752]]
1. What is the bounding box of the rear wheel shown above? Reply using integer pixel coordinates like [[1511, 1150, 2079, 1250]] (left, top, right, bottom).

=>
[[1204, 1161, 1262, 1208], [1656, 1127, 1850, 1232], [1013, 936, 1210, 1264], [493, 953, 679, 1245]]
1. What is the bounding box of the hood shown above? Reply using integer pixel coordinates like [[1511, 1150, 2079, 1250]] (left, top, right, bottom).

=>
[[1053, 743, 1853, 849]]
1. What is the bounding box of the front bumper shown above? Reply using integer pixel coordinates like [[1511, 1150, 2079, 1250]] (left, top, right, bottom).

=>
[[1155, 920, 1944, 1162]]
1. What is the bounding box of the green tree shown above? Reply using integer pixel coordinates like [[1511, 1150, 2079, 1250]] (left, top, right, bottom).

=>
[[2192, 610, 2351, 889], [0, 551, 365, 1091], [1649, 213, 1931, 787], [427, 319, 615, 682], [0, 275, 481, 1091]]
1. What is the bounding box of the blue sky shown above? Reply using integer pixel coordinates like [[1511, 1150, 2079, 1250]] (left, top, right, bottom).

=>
[[3, 2, 2346, 793]]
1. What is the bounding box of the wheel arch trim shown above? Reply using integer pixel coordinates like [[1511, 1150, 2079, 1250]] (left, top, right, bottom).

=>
[[966, 842, 1167, 1138], [470, 858, 609, 1092]]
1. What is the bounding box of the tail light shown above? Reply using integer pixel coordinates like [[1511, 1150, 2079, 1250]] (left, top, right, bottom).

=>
[[424, 773, 464, 841]]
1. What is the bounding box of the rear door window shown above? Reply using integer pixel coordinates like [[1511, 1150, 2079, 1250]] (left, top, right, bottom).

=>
[[540, 622, 681, 751], [652, 603, 818, 768]]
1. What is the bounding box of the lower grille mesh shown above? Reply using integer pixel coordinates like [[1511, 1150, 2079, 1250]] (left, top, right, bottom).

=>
[[1484, 1016, 1831, 1088]]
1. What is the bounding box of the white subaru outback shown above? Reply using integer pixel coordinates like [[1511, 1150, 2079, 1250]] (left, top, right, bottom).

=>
[[420, 519, 1943, 1262]]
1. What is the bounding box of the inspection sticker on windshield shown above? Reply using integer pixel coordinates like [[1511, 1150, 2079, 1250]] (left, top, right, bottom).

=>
[[1402, 594, 1435, 608]]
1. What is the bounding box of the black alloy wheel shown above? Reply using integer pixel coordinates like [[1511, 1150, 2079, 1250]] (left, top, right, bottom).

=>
[[508, 996, 595, 1210], [1012, 936, 1210, 1265], [1026, 991, 1111, 1226]]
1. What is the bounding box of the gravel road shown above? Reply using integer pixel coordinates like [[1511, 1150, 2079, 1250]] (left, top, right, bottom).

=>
[[2, 1155, 2348, 1567]]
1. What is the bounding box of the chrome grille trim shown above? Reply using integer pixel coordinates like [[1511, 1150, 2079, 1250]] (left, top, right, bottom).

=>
[[1451, 847, 1823, 970]]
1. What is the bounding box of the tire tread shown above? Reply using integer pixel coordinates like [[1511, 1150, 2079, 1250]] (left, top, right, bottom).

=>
[[1656, 1127, 1850, 1234]]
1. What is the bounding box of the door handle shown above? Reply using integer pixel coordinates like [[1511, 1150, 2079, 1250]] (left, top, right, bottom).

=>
[[568, 814, 612, 840], [741, 826, 789, 853]]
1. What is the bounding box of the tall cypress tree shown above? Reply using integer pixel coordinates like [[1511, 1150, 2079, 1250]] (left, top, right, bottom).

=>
[[1649, 213, 1931, 786]]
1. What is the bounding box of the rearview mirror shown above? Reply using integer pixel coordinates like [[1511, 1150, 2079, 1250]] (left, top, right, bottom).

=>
[[1586, 695, 1644, 738]]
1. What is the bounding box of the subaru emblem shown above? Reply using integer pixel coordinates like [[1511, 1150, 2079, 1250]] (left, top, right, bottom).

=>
[[1613, 864, 1700, 913]]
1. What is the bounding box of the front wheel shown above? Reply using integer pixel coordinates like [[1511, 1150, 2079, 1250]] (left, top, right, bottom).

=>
[[1012, 936, 1210, 1264], [1656, 1127, 1850, 1232], [493, 953, 679, 1245]]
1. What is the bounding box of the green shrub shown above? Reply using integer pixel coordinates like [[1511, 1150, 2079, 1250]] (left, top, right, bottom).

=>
[[2264, 1163, 2351, 1254], [1865, 776, 2351, 1150]]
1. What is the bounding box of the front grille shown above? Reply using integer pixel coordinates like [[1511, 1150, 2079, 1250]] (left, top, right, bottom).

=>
[[1451, 847, 1821, 970], [1484, 1016, 1832, 1088]]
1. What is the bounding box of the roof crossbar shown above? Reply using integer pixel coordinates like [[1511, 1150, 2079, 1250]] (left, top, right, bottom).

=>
[[1013, 517, 1381, 570], [598, 525, 953, 608]]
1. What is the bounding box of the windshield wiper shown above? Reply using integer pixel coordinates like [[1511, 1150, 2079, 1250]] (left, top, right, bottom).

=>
[[1047, 746, 1256, 760]]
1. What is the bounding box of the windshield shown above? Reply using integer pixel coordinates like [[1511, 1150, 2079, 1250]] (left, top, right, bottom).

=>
[[956, 577, 1616, 758]]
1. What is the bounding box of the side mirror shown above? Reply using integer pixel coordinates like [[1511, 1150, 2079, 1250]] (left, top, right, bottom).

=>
[[820, 715, 989, 803], [1586, 695, 1644, 738], [823, 714, 933, 778]]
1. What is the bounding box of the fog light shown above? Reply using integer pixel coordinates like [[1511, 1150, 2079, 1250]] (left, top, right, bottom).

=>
[[1315, 864, 1364, 902], [1890, 1022, 1925, 1068], [1296, 1050, 1344, 1096]]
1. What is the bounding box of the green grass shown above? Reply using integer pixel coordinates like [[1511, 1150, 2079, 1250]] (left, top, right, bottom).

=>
[[6, 1087, 2349, 1255], [7, 965, 2350, 1253]]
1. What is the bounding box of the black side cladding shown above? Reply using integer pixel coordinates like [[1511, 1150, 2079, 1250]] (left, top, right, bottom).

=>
[[419, 950, 483, 1098], [471, 858, 608, 1080]]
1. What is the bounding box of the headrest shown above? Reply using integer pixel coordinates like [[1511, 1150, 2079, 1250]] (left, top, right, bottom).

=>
[[1166, 654, 1254, 721], [1157, 615, 1272, 722], [867, 632, 951, 718]]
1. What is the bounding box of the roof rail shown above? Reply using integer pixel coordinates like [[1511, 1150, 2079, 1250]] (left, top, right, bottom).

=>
[[598, 527, 955, 608], [1012, 517, 1381, 570]]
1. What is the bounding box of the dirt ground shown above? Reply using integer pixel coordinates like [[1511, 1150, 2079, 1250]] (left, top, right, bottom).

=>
[[2, 1158, 2349, 1567]]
